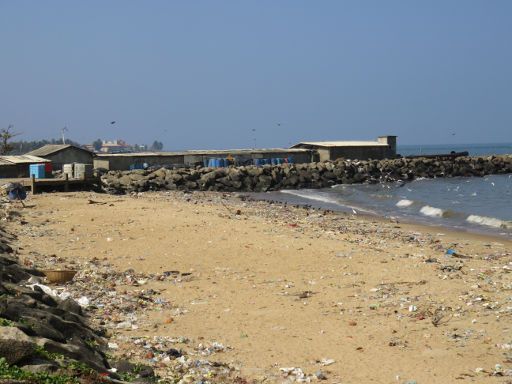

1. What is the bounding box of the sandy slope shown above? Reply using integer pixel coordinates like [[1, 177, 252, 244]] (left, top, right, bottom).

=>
[[8, 191, 512, 383]]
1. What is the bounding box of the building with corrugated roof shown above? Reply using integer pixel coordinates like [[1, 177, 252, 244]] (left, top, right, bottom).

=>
[[291, 136, 397, 161], [0, 155, 50, 178], [94, 148, 312, 170], [27, 145, 94, 171]]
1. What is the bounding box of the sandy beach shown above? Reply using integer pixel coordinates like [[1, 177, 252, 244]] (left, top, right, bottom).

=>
[[5, 191, 512, 383]]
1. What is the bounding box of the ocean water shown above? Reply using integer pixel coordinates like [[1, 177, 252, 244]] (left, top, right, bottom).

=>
[[256, 143, 512, 237]]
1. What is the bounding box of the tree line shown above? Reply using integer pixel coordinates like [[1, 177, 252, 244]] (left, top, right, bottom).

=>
[[1, 126, 165, 155]]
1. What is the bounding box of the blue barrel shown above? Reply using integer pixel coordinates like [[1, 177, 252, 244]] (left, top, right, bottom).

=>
[[208, 158, 214, 167], [29, 164, 45, 179], [203, 159, 209, 167], [287, 156, 294, 164], [218, 158, 225, 167]]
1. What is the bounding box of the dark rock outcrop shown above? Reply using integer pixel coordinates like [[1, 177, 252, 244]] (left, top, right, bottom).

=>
[[0, 231, 113, 378]]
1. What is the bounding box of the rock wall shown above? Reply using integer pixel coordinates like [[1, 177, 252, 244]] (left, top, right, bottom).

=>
[[101, 155, 512, 194]]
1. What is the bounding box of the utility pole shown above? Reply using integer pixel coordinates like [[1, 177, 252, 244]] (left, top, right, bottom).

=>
[[61, 126, 68, 144]]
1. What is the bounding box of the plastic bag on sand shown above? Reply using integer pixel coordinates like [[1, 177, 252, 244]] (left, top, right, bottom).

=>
[[77, 296, 90, 307], [26, 283, 71, 300]]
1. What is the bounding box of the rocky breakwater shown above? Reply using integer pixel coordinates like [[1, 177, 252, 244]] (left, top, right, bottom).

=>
[[101, 154, 512, 194], [0, 226, 152, 383]]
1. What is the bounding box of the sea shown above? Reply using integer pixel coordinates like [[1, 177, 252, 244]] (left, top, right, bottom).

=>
[[257, 143, 512, 238]]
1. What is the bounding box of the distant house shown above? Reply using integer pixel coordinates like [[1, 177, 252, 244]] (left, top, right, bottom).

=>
[[0, 155, 50, 178], [27, 145, 94, 171], [291, 136, 397, 161], [99, 140, 132, 153]]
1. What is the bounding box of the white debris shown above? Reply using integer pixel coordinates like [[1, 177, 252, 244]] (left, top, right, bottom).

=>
[[77, 296, 90, 307], [320, 358, 336, 366], [26, 283, 58, 298], [116, 321, 133, 329]]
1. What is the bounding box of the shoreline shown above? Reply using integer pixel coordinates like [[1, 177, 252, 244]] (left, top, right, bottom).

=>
[[5, 190, 512, 383], [251, 189, 512, 241]]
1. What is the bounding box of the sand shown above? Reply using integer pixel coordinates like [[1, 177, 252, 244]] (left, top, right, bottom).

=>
[[7, 191, 512, 383]]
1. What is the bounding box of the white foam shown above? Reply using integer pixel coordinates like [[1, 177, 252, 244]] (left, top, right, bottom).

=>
[[280, 190, 375, 214], [466, 215, 511, 229], [420, 205, 445, 218], [280, 190, 339, 205], [396, 199, 414, 208]]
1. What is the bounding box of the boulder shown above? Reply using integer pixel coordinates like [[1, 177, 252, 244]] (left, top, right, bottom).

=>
[[0, 327, 35, 365]]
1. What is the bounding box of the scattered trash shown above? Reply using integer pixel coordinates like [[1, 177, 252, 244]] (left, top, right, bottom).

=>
[[445, 248, 471, 259], [320, 358, 335, 366], [8, 189, 512, 383], [280, 367, 308, 381], [77, 296, 90, 307], [315, 370, 327, 380], [43, 269, 77, 284]]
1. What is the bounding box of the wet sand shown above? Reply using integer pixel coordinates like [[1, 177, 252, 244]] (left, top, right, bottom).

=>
[[7, 191, 512, 383]]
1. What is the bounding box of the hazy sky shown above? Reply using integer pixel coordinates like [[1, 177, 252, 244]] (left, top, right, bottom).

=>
[[1, 1, 511, 150]]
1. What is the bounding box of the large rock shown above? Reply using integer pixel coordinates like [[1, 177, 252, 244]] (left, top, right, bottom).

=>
[[0, 327, 36, 365]]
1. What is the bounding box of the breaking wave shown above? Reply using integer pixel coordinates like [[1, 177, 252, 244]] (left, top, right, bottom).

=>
[[280, 190, 340, 205], [396, 199, 414, 207], [420, 205, 445, 218], [280, 190, 375, 214], [466, 215, 512, 229]]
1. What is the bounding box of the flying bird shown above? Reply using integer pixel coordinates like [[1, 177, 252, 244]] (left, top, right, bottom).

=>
[[110, 121, 116, 125]]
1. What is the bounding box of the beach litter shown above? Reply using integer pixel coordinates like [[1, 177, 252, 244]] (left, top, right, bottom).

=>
[[8, 189, 512, 383], [319, 358, 335, 366], [445, 248, 471, 259]]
